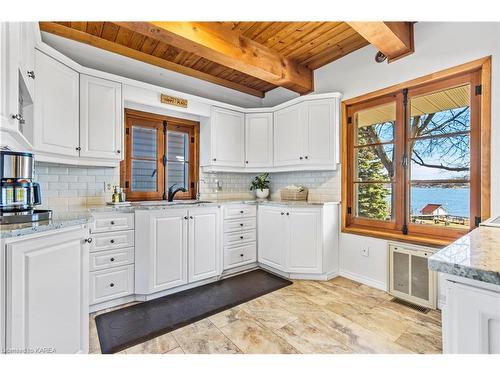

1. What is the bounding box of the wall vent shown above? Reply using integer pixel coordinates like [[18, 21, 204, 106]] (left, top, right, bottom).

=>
[[391, 297, 430, 314]]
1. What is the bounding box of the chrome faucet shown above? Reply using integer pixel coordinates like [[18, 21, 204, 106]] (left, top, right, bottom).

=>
[[167, 183, 187, 202], [196, 179, 206, 201]]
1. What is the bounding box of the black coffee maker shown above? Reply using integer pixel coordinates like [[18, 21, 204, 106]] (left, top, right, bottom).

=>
[[0, 151, 52, 224]]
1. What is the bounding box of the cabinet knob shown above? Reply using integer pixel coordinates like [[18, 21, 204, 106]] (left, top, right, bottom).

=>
[[240, 254, 244, 257], [110, 239, 115, 244], [240, 236, 244, 239], [84, 238, 93, 243], [299, 156, 303, 160], [109, 283, 115, 287], [75, 146, 81, 151], [190, 216, 193, 219], [213, 158, 217, 162], [116, 150, 121, 154], [281, 212, 284, 215], [245, 161, 248, 164], [240, 223, 244, 227], [240, 210, 244, 214], [184, 216, 188, 220], [110, 257, 115, 262], [286, 212, 290, 216], [11, 113, 24, 122], [27, 70, 35, 79], [110, 221, 115, 225], [305, 156, 309, 160]]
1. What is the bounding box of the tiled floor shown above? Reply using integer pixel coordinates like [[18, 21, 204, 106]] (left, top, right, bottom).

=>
[[89, 276, 442, 354]]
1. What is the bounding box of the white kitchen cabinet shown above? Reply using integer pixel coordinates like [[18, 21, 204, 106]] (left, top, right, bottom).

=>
[[80, 74, 123, 160], [1, 22, 21, 134], [34, 49, 79, 157], [273, 104, 304, 166], [442, 275, 500, 354], [206, 106, 245, 167], [258, 204, 339, 279], [5, 227, 89, 354], [135, 209, 188, 294], [245, 113, 273, 168], [188, 207, 221, 283], [303, 99, 336, 166]]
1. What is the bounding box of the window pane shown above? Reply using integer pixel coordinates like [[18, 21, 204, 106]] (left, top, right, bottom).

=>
[[132, 126, 157, 159], [355, 183, 393, 220], [355, 102, 395, 145], [410, 84, 470, 138], [131, 159, 157, 192], [356, 144, 394, 181], [167, 131, 189, 162], [167, 162, 188, 190], [410, 183, 470, 228], [410, 134, 470, 181]]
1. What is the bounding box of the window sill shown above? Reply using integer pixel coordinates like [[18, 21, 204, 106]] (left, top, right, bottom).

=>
[[341, 225, 462, 248]]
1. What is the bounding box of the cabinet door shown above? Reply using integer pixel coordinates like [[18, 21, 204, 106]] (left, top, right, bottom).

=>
[[188, 207, 221, 282], [211, 107, 245, 167], [135, 209, 188, 294], [245, 113, 273, 168], [258, 206, 287, 271], [1, 22, 20, 132], [303, 99, 336, 166], [287, 208, 322, 274], [34, 50, 79, 156], [6, 228, 89, 354], [80, 74, 123, 160], [19, 22, 36, 100], [274, 104, 304, 166], [443, 280, 500, 354]]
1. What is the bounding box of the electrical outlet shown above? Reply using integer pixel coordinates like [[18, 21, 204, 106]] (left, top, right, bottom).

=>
[[215, 179, 222, 191], [362, 247, 370, 257], [104, 182, 114, 192]]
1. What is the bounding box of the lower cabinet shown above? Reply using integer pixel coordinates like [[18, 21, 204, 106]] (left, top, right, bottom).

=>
[[258, 204, 338, 278], [135, 207, 221, 295], [5, 227, 89, 354], [442, 276, 500, 354]]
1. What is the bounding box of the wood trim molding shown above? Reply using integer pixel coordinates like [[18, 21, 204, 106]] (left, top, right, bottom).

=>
[[480, 57, 492, 220], [39, 22, 265, 98], [114, 22, 314, 95]]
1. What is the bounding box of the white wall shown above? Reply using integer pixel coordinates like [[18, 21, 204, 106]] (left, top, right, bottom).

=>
[[311, 22, 500, 290]]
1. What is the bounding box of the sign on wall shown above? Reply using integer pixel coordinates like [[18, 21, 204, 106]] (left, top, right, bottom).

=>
[[160, 94, 188, 108]]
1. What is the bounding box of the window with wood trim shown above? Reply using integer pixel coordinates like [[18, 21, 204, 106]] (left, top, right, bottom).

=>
[[121, 109, 199, 201], [343, 59, 491, 245]]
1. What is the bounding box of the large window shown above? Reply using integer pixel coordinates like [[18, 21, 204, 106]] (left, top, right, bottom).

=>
[[343, 60, 490, 245], [121, 109, 199, 201]]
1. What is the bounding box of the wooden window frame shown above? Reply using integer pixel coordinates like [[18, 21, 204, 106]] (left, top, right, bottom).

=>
[[341, 56, 491, 247], [121, 108, 200, 201]]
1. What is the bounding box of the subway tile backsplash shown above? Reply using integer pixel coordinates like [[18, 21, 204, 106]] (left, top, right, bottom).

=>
[[36, 161, 340, 212]]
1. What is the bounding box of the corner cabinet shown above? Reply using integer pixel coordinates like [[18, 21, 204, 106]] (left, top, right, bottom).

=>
[[245, 113, 273, 168], [135, 207, 221, 295], [5, 227, 89, 354], [206, 107, 245, 167], [33, 49, 80, 157], [79, 74, 123, 160], [258, 204, 339, 279], [274, 98, 337, 169]]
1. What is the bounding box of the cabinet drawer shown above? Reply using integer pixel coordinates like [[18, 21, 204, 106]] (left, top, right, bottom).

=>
[[91, 213, 134, 233], [90, 247, 134, 271], [224, 217, 256, 233], [223, 205, 256, 219], [90, 265, 134, 305], [224, 243, 257, 269], [224, 230, 256, 247], [90, 230, 134, 252]]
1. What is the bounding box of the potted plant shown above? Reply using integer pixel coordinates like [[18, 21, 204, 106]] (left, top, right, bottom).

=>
[[250, 172, 270, 199]]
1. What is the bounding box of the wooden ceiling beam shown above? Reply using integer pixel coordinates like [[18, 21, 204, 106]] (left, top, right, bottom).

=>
[[114, 22, 314, 95], [346, 22, 414, 62], [39, 22, 264, 98]]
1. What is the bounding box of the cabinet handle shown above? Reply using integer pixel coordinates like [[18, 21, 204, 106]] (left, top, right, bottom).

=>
[[75, 146, 81, 151], [240, 236, 244, 239], [240, 223, 244, 227], [299, 156, 303, 160], [84, 238, 93, 243], [110, 239, 115, 244], [190, 216, 193, 219], [184, 216, 188, 220], [281, 212, 284, 215], [213, 158, 217, 162], [110, 221, 115, 225], [27, 70, 35, 79], [110, 257, 115, 262], [11, 113, 24, 122], [245, 161, 248, 164], [116, 150, 121, 154], [305, 156, 309, 159], [240, 210, 244, 214], [109, 283, 115, 287], [286, 212, 290, 216], [240, 254, 244, 257]]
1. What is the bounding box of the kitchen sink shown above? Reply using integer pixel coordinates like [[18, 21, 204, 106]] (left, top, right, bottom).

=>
[[133, 200, 213, 206]]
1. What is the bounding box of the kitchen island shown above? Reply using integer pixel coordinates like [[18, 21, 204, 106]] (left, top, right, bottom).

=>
[[429, 226, 500, 354]]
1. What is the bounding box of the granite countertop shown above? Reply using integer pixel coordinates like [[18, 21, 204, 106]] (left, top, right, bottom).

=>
[[428, 226, 500, 285], [0, 211, 91, 239]]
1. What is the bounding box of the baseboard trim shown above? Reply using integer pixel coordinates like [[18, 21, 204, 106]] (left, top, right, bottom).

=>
[[339, 269, 387, 291]]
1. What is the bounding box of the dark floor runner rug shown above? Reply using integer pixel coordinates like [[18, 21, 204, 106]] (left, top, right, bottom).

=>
[[95, 269, 292, 353]]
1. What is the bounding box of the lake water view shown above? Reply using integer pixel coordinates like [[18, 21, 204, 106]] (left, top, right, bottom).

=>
[[410, 186, 469, 218]]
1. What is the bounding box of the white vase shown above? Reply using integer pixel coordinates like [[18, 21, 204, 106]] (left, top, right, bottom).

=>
[[255, 188, 269, 199]]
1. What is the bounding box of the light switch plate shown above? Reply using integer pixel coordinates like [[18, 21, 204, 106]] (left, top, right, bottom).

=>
[[362, 248, 370, 257], [104, 182, 114, 192]]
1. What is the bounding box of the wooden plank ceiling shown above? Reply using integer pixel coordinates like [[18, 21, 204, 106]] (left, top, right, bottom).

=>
[[40, 21, 370, 98]]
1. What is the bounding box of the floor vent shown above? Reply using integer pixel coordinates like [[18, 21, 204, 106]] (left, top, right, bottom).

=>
[[391, 297, 430, 314]]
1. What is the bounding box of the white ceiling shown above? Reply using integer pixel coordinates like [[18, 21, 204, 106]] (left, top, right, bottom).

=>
[[41, 31, 290, 108]]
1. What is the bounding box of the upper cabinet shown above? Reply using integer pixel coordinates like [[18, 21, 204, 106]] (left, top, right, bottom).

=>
[[245, 113, 273, 168], [203, 107, 245, 167], [80, 74, 123, 160], [33, 49, 80, 157], [274, 99, 337, 169]]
